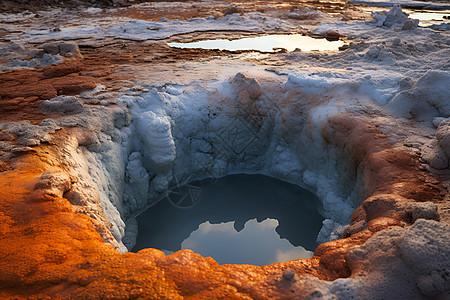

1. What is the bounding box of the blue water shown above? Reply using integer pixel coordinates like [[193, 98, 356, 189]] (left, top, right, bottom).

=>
[[133, 174, 324, 266]]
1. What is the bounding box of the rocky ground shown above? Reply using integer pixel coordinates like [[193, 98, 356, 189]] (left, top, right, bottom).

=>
[[0, 0, 449, 299]]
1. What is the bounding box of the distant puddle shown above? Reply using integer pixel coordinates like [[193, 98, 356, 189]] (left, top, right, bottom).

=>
[[168, 34, 344, 52], [133, 174, 324, 266], [405, 10, 450, 26]]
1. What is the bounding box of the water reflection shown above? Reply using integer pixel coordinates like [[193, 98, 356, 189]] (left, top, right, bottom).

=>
[[133, 174, 324, 266], [180, 218, 313, 265], [405, 10, 450, 26], [168, 34, 344, 52]]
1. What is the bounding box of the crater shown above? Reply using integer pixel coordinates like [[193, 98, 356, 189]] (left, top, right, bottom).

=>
[[116, 72, 361, 256]]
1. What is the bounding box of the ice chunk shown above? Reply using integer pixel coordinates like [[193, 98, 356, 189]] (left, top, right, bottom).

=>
[[316, 219, 343, 244], [136, 112, 176, 170], [388, 70, 450, 121], [41, 96, 84, 115], [371, 4, 419, 29]]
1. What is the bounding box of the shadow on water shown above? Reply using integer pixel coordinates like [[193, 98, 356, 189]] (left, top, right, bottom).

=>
[[132, 174, 324, 266]]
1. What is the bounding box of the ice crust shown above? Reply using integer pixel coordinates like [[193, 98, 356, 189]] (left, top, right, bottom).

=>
[[0, 41, 82, 72], [372, 5, 409, 28], [135, 111, 176, 170]]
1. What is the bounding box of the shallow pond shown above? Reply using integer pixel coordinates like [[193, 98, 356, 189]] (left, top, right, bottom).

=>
[[168, 34, 345, 52], [405, 9, 450, 26]]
